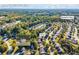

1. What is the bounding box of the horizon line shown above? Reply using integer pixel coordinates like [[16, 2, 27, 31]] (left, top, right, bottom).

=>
[[0, 4, 79, 9]]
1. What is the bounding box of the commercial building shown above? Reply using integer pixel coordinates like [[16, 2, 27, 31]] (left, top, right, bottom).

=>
[[60, 16, 74, 20]]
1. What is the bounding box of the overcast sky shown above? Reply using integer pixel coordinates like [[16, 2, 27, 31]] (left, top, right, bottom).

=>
[[0, 4, 79, 9]]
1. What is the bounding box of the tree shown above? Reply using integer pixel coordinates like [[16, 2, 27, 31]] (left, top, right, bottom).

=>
[[18, 29, 31, 40]]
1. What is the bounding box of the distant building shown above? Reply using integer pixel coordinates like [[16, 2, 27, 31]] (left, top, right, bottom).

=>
[[33, 24, 46, 30], [0, 16, 5, 19], [60, 16, 74, 20]]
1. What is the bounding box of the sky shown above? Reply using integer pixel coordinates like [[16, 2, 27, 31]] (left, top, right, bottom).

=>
[[0, 4, 79, 9]]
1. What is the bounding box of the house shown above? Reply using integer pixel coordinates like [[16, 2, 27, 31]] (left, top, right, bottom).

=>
[[39, 32, 46, 38]]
